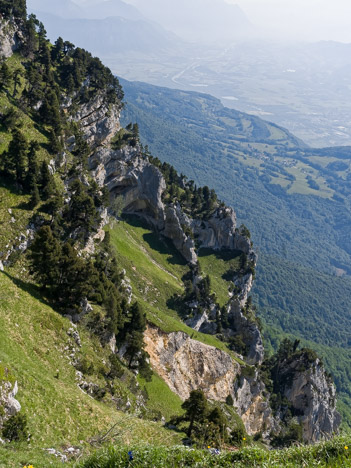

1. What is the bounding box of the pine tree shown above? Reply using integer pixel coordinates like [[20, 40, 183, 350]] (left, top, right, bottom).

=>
[[28, 225, 62, 289], [5, 128, 28, 183], [124, 302, 146, 367], [55, 242, 93, 308], [26, 141, 40, 190], [39, 89, 62, 133], [182, 390, 208, 438], [0, 63, 12, 92], [39, 161, 55, 200], [12, 68, 22, 97], [48, 129, 62, 154], [29, 184, 40, 208]]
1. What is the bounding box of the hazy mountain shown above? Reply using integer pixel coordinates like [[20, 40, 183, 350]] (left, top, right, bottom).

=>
[[127, 0, 253, 43], [82, 0, 145, 20], [27, 0, 84, 18], [29, 12, 180, 53]]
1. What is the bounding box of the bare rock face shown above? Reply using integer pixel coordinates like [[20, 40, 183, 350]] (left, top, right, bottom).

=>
[[0, 380, 21, 428], [282, 357, 341, 442], [191, 208, 253, 257], [0, 19, 21, 58], [72, 93, 121, 148], [90, 147, 166, 227], [235, 372, 278, 438], [192, 207, 237, 250], [144, 324, 275, 437], [163, 206, 197, 264], [233, 273, 254, 307], [227, 300, 264, 365], [144, 325, 241, 401]]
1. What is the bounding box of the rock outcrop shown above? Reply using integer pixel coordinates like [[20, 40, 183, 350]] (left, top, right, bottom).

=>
[[163, 205, 197, 264], [235, 371, 278, 438], [226, 300, 264, 365], [281, 357, 341, 442], [144, 325, 241, 402], [0, 18, 21, 58], [0, 379, 21, 428], [192, 208, 254, 258], [144, 324, 274, 437], [71, 92, 122, 148]]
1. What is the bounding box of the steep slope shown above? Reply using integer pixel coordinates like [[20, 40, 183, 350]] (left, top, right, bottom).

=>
[[0, 3, 343, 465], [119, 78, 351, 424]]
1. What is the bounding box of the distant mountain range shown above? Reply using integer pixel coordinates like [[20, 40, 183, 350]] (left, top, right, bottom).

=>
[[29, 11, 181, 53], [27, 0, 253, 54], [128, 0, 253, 43]]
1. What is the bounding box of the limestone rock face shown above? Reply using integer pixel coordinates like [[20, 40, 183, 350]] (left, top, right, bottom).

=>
[[144, 324, 274, 437], [144, 325, 241, 402], [282, 357, 341, 442], [0, 19, 21, 58], [90, 147, 166, 227], [0, 380, 21, 428], [227, 300, 264, 365], [192, 207, 237, 250], [72, 93, 121, 148], [235, 372, 278, 438], [191, 208, 254, 258], [233, 272, 254, 307], [163, 205, 197, 264]]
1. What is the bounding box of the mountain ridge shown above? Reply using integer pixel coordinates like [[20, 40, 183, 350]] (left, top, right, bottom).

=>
[[0, 3, 346, 466]]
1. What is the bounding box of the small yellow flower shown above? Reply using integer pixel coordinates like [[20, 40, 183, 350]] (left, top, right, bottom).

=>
[[243, 437, 246, 441], [345, 446, 348, 450], [207, 446, 211, 449]]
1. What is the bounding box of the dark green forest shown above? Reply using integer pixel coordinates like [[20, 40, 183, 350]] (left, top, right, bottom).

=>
[[120, 78, 351, 424]]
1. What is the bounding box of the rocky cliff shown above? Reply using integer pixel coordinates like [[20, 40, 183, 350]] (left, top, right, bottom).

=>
[[144, 324, 273, 437], [0, 17, 22, 58], [71, 83, 340, 444], [280, 356, 341, 442]]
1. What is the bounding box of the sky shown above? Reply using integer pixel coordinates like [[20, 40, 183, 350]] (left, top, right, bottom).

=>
[[227, 0, 351, 42], [123, 0, 351, 43]]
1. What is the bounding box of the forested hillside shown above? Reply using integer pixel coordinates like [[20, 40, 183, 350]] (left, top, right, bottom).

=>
[[120, 78, 351, 424], [0, 2, 349, 466]]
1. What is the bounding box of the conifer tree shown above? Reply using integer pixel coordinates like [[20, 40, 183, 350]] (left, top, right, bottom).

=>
[[182, 390, 208, 437], [124, 302, 146, 367], [26, 141, 40, 190], [28, 225, 62, 289], [0, 63, 12, 92], [29, 184, 40, 208], [4, 128, 28, 183], [39, 161, 55, 200]]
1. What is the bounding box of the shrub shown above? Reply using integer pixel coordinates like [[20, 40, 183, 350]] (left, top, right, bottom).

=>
[[2, 413, 28, 442]]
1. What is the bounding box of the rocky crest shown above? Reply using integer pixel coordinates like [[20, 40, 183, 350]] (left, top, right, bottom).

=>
[[70, 93, 122, 149], [76, 76, 340, 444], [281, 357, 341, 442], [144, 324, 274, 437], [226, 300, 264, 365], [0, 18, 21, 58]]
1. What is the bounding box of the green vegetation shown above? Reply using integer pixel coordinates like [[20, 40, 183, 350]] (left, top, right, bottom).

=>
[[198, 249, 242, 306], [79, 435, 351, 468], [109, 216, 244, 360], [170, 390, 231, 447], [120, 79, 351, 424]]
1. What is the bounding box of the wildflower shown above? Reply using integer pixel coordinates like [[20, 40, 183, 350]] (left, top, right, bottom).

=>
[[128, 450, 134, 461], [243, 437, 246, 441], [345, 446, 348, 450], [207, 446, 211, 449]]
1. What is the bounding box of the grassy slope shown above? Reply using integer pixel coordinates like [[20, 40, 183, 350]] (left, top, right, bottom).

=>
[[109, 217, 243, 362], [0, 271, 183, 467]]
